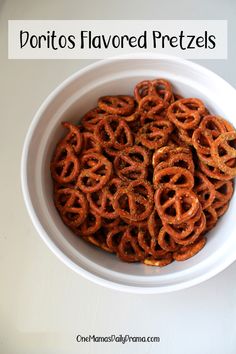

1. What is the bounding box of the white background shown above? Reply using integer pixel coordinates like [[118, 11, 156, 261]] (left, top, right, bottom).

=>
[[1, 0, 236, 353]]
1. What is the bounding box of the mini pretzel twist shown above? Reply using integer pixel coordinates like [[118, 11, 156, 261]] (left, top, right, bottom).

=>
[[167, 98, 205, 129], [114, 180, 154, 222], [98, 95, 135, 116], [50, 142, 80, 184], [95, 115, 133, 149], [76, 152, 112, 192]]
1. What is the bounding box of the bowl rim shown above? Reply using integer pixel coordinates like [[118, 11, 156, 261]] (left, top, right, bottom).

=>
[[21, 53, 236, 294]]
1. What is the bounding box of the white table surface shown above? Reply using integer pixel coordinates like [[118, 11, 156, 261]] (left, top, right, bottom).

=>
[[1, 0, 236, 353]]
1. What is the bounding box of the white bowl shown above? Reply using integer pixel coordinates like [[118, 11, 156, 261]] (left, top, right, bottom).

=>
[[21, 54, 236, 294]]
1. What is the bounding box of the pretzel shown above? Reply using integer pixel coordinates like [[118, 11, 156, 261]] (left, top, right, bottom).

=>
[[153, 166, 194, 190], [98, 95, 135, 116], [198, 160, 232, 181], [134, 80, 154, 102], [162, 206, 202, 239], [81, 132, 101, 154], [168, 129, 190, 148], [215, 202, 230, 217], [211, 180, 233, 209], [106, 226, 127, 252], [192, 128, 216, 166], [167, 98, 206, 129], [87, 178, 122, 218], [193, 115, 232, 165], [138, 95, 165, 117], [140, 112, 163, 126], [50, 142, 80, 184], [143, 253, 173, 267], [152, 146, 191, 168], [74, 209, 102, 236], [194, 171, 216, 209], [203, 206, 218, 232], [155, 153, 195, 175], [150, 79, 173, 105], [102, 216, 122, 229], [200, 115, 233, 134], [54, 188, 88, 228], [136, 119, 173, 150], [76, 152, 112, 192], [114, 146, 149, 181], [147, 210, 162, 238], [81, 107, 107, 132], [157, 227, 180, 252], [155, 187, 200, 224], [173, 237, 206, 261], [95, 115, 133, 149], [211, 132, 236, 177], [61, 122, 83, 154], [137, 227, 167, 257], [169, 212, 206, 246], [117, 225, 145, 262], [114, 180, 154, 221], [86, 229, 113, 253], [178, 127, 194, 146]]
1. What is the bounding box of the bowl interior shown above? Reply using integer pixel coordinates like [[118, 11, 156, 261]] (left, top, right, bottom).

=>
[[24, 56, 236, 291]]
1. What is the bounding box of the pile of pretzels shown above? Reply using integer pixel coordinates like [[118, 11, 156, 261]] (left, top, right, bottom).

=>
[[50, 78, 235, 266]]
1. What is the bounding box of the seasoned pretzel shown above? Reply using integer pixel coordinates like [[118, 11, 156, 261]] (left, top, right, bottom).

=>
[[155, 187, 200, 224], [143, 253, 173, 267], [50, 143, 80, 184], [86, 229, 113, 253], [54, 188, 88, 228], [74, 209, 101, 236], [102, 216, 122, 229], [114, 180, 154, 221], [81, 107, 107, 132], [137, 227, 167, 257], [106, 226, 127, 252], [200, 115, 232, 134], [173, 237, 206, 261], [178, 127, 194, 146], [204, 206, 218, 232], [76, 152, 112, 192], [211, 180, 233, 209], [87, 178, 122, 218], [198, 160, 232, 181], [138, 95, 165, 117], [215, 202, 229, 217], [152, 146, 191, 168], [157, 227, 180, 252], [147, 210, 162, 238], [81, 132, 101, 154], [169, 212, 206, 246], [61, 122, 83, 154], [117, 225, 145, 262], [98, 95, 135, 116], [153, 166, 194, 190], [134, 80, 154, 102], [193, 115, 232, 165], [194, 171, 216, 209], [95, 115, 133, 149], [155, 153, 194, 174], [150, 79, 173, 105], [211, 132, 236, 177], [162, 207, 202, 239], [114, 146, 149, 181], [136, 119, 173, 150], [167, 98, 205, 129]]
